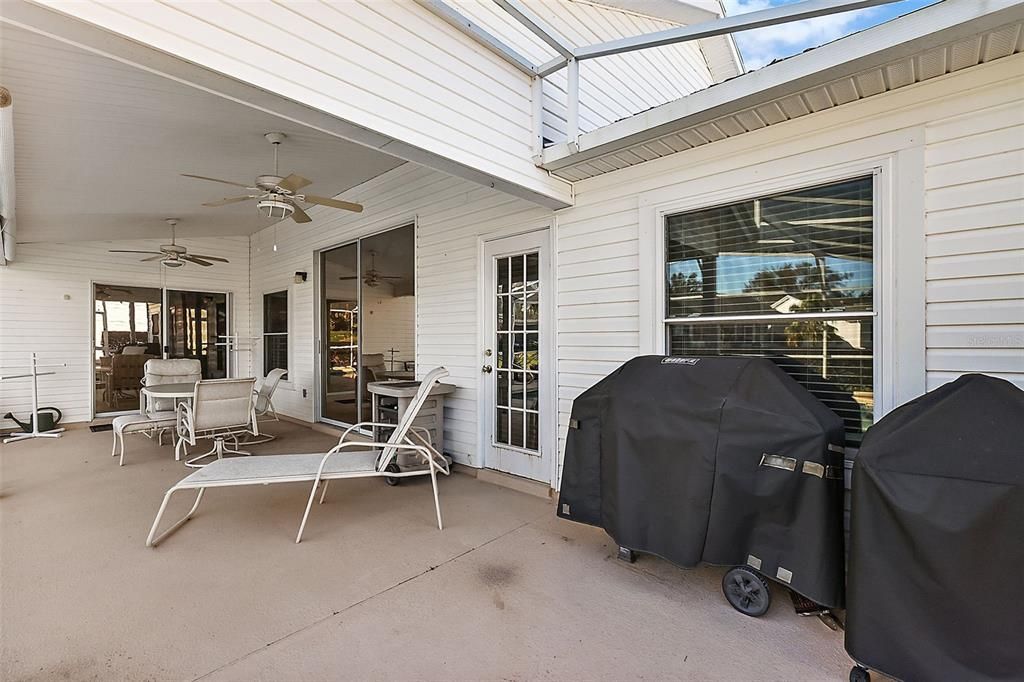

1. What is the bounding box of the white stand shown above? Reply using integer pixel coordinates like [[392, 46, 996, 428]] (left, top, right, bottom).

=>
[[2, 352, 67, 444], [216, 335, 256, 378]]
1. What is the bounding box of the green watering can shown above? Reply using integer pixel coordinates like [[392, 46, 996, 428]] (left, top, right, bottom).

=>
[[3, 407, 63, 433]]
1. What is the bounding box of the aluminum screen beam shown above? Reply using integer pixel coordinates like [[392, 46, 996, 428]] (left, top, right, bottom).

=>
[[414, 0, 537, 76], [533, 0, 896, 76], [493, 0, 574, 59], [575, 0, 905, 61]]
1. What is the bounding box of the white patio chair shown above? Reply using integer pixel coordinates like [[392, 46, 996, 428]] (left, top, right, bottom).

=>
[[146, 367, 451, 547], [234, 368, 286, 446], [175, 378, 258, 468], [142, 358, 202, 414]]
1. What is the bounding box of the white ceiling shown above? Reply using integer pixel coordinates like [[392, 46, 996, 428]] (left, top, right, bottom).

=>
[[0, 25, 405, 243]]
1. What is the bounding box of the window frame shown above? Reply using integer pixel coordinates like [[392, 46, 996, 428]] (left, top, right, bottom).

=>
[[261, 288, 291, 381], [638, 158, 897, 424]]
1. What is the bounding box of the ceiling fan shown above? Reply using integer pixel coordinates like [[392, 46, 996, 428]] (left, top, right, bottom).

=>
[[109, 219, 229, 268], [95, 284, 134, 299], [339, 250, 403, 288], [181, 132, 363, 224]]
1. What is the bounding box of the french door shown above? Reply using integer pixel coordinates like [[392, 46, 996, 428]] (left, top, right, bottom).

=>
[[165, 289, 229, 379], [480, 229, 552, 483]]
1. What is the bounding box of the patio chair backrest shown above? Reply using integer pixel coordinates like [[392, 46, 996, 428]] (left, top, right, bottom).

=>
[[144, 358, 202, 411], [110, 353, 150, 391], [190, 378, 256, 432], [375, 366, 449, 472], [255, 368, 287, 415]]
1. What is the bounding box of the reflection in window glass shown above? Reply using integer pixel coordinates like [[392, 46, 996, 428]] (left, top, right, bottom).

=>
[[665, 176, 874, 440]]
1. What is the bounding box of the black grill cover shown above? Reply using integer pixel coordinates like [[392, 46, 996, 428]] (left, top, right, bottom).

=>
[[557, 355, 846, 607], [846, 374, 1024, 680]]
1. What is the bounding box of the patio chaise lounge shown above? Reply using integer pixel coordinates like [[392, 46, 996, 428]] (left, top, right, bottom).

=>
[[146, 367, 451, 547]]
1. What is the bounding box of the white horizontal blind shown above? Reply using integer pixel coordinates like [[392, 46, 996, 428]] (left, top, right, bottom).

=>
[[664, 176, 875, 440]]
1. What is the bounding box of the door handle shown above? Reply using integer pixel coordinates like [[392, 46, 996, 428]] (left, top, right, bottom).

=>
[[482, 364, 493, 374]]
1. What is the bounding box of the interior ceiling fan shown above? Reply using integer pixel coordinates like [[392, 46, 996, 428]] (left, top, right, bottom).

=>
[[95, 284, 134, 299], [339, 250, 403, 288], [109, 219, 229, 268], [182, 132, 363, 224]]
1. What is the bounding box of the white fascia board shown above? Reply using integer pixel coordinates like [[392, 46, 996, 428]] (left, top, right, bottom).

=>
[[543, 0, 1024, 170], [2, 0, 572, 209]]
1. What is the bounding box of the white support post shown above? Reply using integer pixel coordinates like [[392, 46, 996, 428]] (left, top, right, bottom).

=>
[[531, 75, 544, 162], [566, 58, 579, 149]]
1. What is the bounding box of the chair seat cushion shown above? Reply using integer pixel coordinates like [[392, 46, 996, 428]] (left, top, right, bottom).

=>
[[112, 412, 176, 434], [175, 451, 382, 488]]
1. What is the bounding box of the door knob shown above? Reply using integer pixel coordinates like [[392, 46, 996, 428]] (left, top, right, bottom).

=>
[[482, 364, 493, 374]]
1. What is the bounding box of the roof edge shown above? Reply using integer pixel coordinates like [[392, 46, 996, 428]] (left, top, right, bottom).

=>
[[542, 0, 1024, 170]]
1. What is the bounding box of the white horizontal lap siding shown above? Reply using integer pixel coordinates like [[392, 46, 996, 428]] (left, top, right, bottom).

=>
[[34, 0, 563, 200], [924, 100, 1024, 391], [0, 237, 250, 429], [553, 56, 1024, 486], [249, 163, 549, 466], [448, 0, 714, 141]]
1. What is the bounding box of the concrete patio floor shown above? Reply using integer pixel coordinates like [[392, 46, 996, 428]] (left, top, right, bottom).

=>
[[1, 422, 853, 681]]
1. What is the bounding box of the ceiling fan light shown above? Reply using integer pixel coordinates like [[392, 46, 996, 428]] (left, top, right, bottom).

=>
[[162, 258, 185, 268], [257, 197, 294, 220]]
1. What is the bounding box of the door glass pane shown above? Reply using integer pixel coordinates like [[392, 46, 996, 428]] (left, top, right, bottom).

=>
[[497, 370, 509, 407], [94, 284, 162, 415], [493, 250, 541, 452], [320, 225, 415, 426], [359, 225, 415, 419], [166, 290, 228, 379], [322, 243, 359, 424]]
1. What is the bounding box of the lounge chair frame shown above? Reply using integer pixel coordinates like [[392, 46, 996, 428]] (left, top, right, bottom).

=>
[[146, 367, 451, 547]]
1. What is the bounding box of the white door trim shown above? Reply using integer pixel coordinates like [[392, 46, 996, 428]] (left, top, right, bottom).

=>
[[476, 226, 556, 487]]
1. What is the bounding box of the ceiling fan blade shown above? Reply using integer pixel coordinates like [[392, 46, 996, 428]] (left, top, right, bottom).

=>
[[181, 173, 252, 189], [278, 173, 312, 193], [302, 194, 363, 213], [202, 195, 252, 207], [109, 249, 162, 255], [182, 255, 214, 267], [291, 204, 312, 224], [140, 255, 165, 262], [338, 276, 359, 280], [189, 254, 230, 263]]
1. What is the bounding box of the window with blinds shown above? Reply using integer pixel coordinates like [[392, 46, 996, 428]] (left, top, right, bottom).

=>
[[664, 176, 875, 440], [263, 290, 288, 374]]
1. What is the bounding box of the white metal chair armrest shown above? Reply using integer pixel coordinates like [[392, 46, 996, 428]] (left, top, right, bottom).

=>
[[337, 421, 397, 443]]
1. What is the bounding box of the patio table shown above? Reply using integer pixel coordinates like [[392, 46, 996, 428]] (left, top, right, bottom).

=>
[[140, 381, 198, 417]]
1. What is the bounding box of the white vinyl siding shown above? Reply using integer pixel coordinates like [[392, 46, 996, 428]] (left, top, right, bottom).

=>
[[924, 100, 1024, 390], [554, 55, 1023, 484], [248, 163, 549, 466], [0, 237, 250, 429], [34, 0, 567, 205], [449, 0, 716, 142]]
